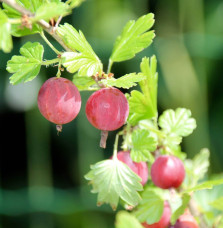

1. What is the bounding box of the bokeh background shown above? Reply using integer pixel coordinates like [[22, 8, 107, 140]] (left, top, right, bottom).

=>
[[0, 0, 223, 227]]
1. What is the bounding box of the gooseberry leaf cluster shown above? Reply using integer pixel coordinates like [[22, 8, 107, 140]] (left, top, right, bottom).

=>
[[1, 0, 223, 227]]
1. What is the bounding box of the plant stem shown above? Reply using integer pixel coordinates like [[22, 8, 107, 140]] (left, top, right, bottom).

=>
[[40, 31, 61, 55], [113, 132, 122, 160], [41, 58, 60, 66], [9, 18, 22, 24]]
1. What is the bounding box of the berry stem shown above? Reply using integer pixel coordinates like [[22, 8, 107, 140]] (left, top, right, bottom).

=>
[[107, 59, 113, 74], [41, 58, 60, 66], [100, 130, 109, 148], [40, 31, 61, 55]]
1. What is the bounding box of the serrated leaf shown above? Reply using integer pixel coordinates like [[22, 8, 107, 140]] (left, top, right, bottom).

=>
[[170, 193, 191, 224], [85, 159, 143, 210], [209, 197, 223, 211], [128, 90, 155, 126], [57, 23, 103, 76], [134, 188, 164, 224], [110, 13, 155, 62], [102, 73, 146, 89], [131, 129, 157, 162], [3, 1, 42, 37], [7, 42, 43, 84], [33, 2, 71, 22], [184, 179, 223, 193], [159, 108, 197, 137], [115, 211, 143, 228], [72, 75, 97, 91], [0, 9, 12, 53]]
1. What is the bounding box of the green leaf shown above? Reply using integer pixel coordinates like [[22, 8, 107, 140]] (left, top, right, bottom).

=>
[[0, 9, 13, 53], [85, 159, 143, 210], [131, 129, 157, 162], [134, 188, 164, 224], [110, 13, 155, 62], [115, 211, 143, 228], [3, 1, 42, 37], [72, 75, 97, 91], [184, 179, 223, 193], [33, 2, 71, 22], [170, 193, 191, 224], [139, 56, 158, 116], [102, 73, 146, 89], [209, 197, 223, 211], [7, 42, 43, 84], [128, 90, 154, 126], [159, 108, 196, 137], [57, 23, 103, 76]]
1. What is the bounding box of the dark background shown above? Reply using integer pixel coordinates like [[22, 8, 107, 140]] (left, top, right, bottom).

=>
[[0, 0, 223, 227]]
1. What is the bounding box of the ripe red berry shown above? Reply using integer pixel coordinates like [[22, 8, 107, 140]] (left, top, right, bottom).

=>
[[142, 201, 171, 228], [151, 155, 185, 189], [38, 77, 81, 127], [116, 151, 148, 185], [85, 87, 129, 131], [174, 210, 198, 228]]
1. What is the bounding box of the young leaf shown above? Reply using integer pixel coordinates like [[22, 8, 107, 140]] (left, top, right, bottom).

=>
[[85, 159, 143, 210], [7, 42, 44, 84], [139, 56, 158, 116], [3, 1, 42, 37], [32, 2, 71, 22], [170, 193, 191, 224], [102, 73, 146, 89], [57, 23, 103, 76], [159, 108, 196, 137], [134, 188, 164, 224], [115, 211, 143, 228], [72, 75, 97, 91], [69, 0, 85, 8], [131, 129, 157, 162], [110, 13, 155, 62], [0, 9, 13, 53], [209, 197, 223, 211], [128, 90, 155, 126]]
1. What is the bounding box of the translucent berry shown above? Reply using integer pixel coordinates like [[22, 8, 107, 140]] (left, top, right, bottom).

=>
[[85, 87, 129, 131], [142, 201, 171, 228], [151, 155, 185, 189], [116, 151, 148, 185], [37, 77, 81, 128]]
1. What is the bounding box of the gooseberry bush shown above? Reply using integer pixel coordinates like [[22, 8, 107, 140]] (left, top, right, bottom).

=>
[[1, 0, 223, 227]]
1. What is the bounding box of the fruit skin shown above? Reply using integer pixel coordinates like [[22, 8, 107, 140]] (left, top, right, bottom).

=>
[[116, 151, 148, 185], [151, 155, 185, 189], [85, 87, 129, 131], [142, 201, 171, 228], [38, 77, 81, 125], [173, 211, 199, 228]]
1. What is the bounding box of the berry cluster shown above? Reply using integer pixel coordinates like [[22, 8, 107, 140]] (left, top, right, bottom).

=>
[[37, 77, 128, 138]]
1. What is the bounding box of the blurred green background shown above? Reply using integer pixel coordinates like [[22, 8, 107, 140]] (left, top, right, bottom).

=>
[[0, 0, 223, 227]]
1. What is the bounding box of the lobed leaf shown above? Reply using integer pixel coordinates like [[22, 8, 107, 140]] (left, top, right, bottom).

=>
[[57, 24, 103, 76], [85, 159, 143, 210], [7, 42, 44, 84], [209, 197, 223, 211], [0, 9, 12, 53], [159, 108, 197, 137], [102, 73, 146, 89], [69, 0, 85, 8], [110, 13, 155, 62], [115, 211, 143, 228], [134, 188, 164, 224], [131, 129, 157, 162]]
